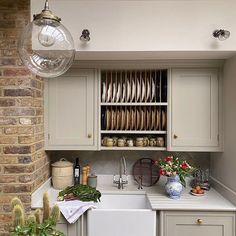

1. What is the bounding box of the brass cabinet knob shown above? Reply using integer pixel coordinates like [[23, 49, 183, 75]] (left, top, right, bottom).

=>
[[88, 134, 92, 138], [197, 219, 203, 224], [173, 134, 178, 139]]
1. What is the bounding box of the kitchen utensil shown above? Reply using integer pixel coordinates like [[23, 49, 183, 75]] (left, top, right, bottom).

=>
[[133, 158, 160, 187]]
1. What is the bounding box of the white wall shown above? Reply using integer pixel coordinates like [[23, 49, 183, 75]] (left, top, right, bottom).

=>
[[31, 0, 236, 59], [211, 55, 236, 205]]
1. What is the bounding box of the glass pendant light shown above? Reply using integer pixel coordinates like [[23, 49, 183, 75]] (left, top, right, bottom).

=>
[[18, 0, 75, 78]]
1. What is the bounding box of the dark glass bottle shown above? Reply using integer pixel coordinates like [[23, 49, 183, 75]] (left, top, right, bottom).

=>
[[74, 158, 80, 185]]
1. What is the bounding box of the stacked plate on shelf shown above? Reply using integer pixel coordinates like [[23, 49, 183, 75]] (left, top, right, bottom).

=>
[[101, 75, 161, 103], [101, 107, 167, 131]]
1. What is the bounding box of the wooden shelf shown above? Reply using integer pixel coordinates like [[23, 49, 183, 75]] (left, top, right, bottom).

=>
[[100, 102, 168, 106], [100, 146, 166, 151], [101, 130, 167, 134]]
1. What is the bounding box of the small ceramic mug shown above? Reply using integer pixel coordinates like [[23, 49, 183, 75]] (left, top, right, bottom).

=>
[[149, 138, 156, 147], [135, 137, 144, 147], [156, 137, 164, 147], [112, 137, 118, 146], [126, 139, 134, 147], [143, 137, 149, 147], [101, 136, 110, 146], [106, 138, 114, 147], [118, 138, 126, 147]]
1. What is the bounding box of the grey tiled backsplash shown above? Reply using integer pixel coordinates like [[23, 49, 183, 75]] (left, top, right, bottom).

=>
[[50, 151, 210, 175]]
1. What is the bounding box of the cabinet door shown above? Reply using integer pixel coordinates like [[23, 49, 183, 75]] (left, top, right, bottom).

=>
[[168, 68, 221, 151], [57, 215, 85, 236], [160, 211, 235, 236], [45, 69, 98, 150]]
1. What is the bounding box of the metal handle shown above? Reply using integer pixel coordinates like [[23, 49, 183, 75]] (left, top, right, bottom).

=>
[[88, 134, 92, 138], [197, 219, 203, 224], [173, 134, 178, 139]]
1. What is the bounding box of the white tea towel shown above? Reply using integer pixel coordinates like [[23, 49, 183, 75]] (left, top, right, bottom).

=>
[[57, 200, 96, 224]]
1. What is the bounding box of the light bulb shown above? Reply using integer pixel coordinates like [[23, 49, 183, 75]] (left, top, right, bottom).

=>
[[38, 25, 56, 47]]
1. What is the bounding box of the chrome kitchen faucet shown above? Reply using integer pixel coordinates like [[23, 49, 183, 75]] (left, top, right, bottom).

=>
[[113, 156, 128, 189]]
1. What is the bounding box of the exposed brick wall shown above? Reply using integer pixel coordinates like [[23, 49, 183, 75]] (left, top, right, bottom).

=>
[[0, 1, 50, 234]]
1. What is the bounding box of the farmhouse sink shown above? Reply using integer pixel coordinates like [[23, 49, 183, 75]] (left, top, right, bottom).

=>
[[87, 193, 156, 236]]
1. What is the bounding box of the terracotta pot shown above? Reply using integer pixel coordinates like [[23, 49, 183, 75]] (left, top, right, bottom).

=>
[[51, 158, 73, 190]]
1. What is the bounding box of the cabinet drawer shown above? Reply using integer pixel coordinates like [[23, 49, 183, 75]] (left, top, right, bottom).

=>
[[160, 211, 235, 236]]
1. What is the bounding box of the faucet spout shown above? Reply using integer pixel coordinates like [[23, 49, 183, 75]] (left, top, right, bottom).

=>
[[114, 156, 128, 189]]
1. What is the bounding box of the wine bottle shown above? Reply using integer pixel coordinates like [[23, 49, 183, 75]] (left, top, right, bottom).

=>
[[74, 158, 80, 185]]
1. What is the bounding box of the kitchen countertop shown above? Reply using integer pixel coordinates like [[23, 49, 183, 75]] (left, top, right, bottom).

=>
[[32, 175, 236, 212]]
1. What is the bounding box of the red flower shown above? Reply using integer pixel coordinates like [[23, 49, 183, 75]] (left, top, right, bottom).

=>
[[165, 156, 173, 162], [181, 162, 188, 170], [159, 169, 166, 176]]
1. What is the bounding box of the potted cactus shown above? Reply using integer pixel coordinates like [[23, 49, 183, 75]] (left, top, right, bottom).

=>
[[10, 192, 64, 236]]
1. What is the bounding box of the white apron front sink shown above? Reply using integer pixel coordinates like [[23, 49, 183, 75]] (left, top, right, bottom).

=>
[[87, 194, 156, 236]]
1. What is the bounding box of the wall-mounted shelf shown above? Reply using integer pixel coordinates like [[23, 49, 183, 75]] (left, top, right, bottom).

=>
[[101, 102, 168, 106], [100, 147, 167, 151], [101, 130, 167, 134]]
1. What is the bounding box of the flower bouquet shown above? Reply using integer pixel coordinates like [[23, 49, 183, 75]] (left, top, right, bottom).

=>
[[157, 156, 194, 187]]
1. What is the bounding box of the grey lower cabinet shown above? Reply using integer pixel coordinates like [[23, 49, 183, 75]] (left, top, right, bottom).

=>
[[44, 68, 98, 150], [57, 214, 87, 236], [160, 211, 235, 236]]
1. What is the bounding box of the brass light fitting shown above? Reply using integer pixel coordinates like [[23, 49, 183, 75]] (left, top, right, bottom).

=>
[[33, 0, 61, 22]]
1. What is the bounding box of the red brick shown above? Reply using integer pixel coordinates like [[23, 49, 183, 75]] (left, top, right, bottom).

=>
[[0, 136, 17, 144], [4, 89, 33, 97], [0, 98, 15, 106], [3, 145, 31, 154], [3, 68, 30, 77], [2, 108, 34, 116], [18, 156, 32, 164], [0, 156, 17, 164], [18, 136, 34, 144], [0, 176, 16, 183], [3, 184, 32, 193], [4, 127, 18, 134], [18, 175, 34, 183], [0, 58, 16, 66], [0, 118, 17, 125], [4, 165, 34, 174]]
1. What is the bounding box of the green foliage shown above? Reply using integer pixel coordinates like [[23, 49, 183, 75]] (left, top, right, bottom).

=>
[[10, 195, 64, 236], [59, 184, 101, 202]]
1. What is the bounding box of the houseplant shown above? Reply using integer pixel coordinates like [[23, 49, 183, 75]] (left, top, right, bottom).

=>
[[157, 156, 194, 199], [10, 192, 64, 236]]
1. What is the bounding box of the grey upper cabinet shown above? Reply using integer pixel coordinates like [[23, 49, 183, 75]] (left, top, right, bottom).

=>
[[168, 68, 222, 152], [44, 69, 98, 150]]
